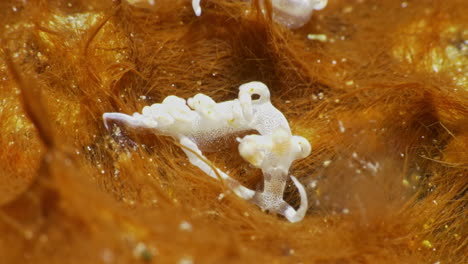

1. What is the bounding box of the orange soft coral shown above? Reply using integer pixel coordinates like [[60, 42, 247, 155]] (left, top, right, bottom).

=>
[[0, 0, 466, 263]]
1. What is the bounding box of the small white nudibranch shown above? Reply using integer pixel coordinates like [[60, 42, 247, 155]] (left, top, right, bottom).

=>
[[271, 0, 328, 29], [103, 81, 312, 222], [192, 0, 328, 29]]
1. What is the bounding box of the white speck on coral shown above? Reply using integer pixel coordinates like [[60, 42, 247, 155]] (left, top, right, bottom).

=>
[[307, 33, 327, 42], [367, 162, 379, 173], [338, 120, 345, 133], [179, 221, 193, 231], [343, 6, 353, 13], [132, 242, 147, 258], [309, 180, 318, 188], [178, 257, 193, 264], [101, 248, 115, 264]]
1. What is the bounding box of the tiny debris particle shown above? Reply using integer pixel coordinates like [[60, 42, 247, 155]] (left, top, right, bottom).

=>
[[402, 179, 410, 187], [345, 80, 354, 86], [133, 242, 153, 261], [367, 162, 379, 173], [307, 33, 327, 42], [342, 6, 353, 13], [338, 120, 345, 133], [101, 248, 115, 264], [178, 256, 193, 264], [422, 240, 433, 249], [323, 160, 332, 167], [342, 208, 350, 214], [309, 180, 318, 188], [218, 193, 225, 200], [179, 221, 193, 232]]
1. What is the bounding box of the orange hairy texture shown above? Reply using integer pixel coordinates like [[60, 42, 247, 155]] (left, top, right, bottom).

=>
[[0, 0, 466, 263]]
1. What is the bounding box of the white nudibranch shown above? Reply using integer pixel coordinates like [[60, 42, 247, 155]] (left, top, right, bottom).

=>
[[103, 81, 312, 223], [192, 0, 328, 29]]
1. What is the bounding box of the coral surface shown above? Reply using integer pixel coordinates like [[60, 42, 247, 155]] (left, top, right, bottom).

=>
[[0, 0, 466, 263]]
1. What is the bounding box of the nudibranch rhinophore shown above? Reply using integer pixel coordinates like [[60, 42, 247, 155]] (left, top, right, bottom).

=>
[[103, 81, 312, 222], [192, 0, 328, 29]]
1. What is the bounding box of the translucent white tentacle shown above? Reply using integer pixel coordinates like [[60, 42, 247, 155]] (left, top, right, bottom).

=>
[[282, 176, 308, 223], [103, 112, 158, 131], [179, 136, 255, 200], [192, 0, 201, 16]]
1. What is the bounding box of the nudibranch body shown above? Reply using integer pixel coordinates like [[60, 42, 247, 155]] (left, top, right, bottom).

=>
[[192, 0, 328, 29], [103, 82, 312, 222]]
